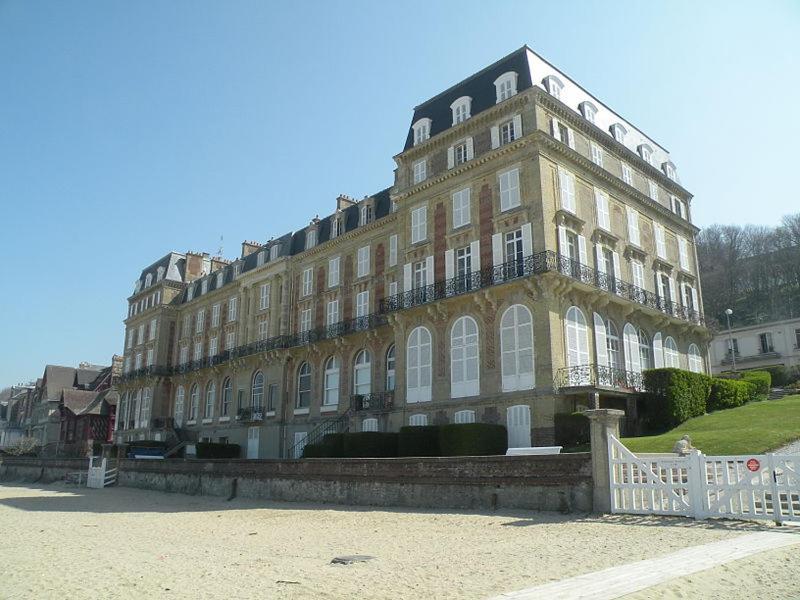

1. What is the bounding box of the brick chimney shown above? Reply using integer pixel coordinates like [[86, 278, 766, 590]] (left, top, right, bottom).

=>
[[185, 251, 209, 281], [210, 257, 231, 273], [241, 240, 262, 258], [337, 194, 356, 211]]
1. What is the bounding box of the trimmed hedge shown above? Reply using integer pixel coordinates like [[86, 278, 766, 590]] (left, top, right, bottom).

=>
[[438, 423, 508, 456], [195, 442, 241, 459], [708, 378, 756, 411], [554, 412, 590, 447], [641, 368, 712, 430], [341, 432, 399, 458], [742, 370, 771, 401], [761, 366, 788, 387], [398, 425, 440, 457], [302, 433, 346, 458]]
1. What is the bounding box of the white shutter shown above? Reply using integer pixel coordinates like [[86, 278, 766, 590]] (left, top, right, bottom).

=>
[[654, 271, 663, 298], [512, 114, 522, 139], [470, 240, 480, 271], [595, 189, 610, 231], [558, 226, 568, 256], [681, 284, 689, 308], [447, 146, 455, 169], [577, 235, 588, 265], [612, 252, 622, 282], [521, 223, 532, 257], [445, 249, 454, 281], [558, 167, 575, 213], [466, 137, 474, 161], [567, 128, 575, 149], [594, 313, 608, 367], [491, 126, 500, 149], [679, 237, 690, 271], [690, 287, 699, 315], [653, 334, 664, 368], [492, 233, 503, 266], [668, 277, 677, 305], [551, 117, 561, 141], [595, 244, 606, 274], [425, 255, 434, 286], [627, 207, 640, 246], [403, 263, 412, 292]]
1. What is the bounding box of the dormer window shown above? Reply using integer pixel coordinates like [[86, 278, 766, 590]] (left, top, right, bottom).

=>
[[156, 266, 165, 282], [638, 143, 653, 165], [187, 285, 194, 302], [662, 161, 677, 181], [412, 118, 431, 146], [269, 243, 280, 260], [201, 279, 208, 295], [494, 71, 518, 103], [360, 202, 373, 226], [134, 280, 142, 294], [257, 251, 265, 266], [306, 229, 317, 250], [144, 273, 153, 288], [233, 263, 241, 278], [331, 215, 343, 239], [543, 75, 564, 99], [579, 101, 597, 124], [610, 123, 627, 143], [450, 96, 472, 125], [216, 271, 223, 288]]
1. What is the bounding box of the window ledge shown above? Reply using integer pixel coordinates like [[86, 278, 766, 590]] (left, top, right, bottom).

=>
[[202, 418, 212, 424], [219, 416, 231, 422], [186, 420, 197, 425], [265, 411, 276, 417], [321, 405, 339, 413], [294, 408, 310, 415]]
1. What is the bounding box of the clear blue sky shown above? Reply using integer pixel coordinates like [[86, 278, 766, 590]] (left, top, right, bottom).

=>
[[1, 0, 798, 386]]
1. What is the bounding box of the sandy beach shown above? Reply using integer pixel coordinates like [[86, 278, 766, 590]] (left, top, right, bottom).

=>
[[0, 483, 797, 599]]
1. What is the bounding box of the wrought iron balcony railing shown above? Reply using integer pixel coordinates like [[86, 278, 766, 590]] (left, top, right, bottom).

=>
[[553, 364, 644, 393], [236, 407, 265, 422], [352, 391, 394, 412], [119, 365, 171, 383], [151, 416, 175, 429]]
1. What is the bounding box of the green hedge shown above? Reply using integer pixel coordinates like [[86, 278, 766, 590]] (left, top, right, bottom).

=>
[[761, 366, 787, 387], [742, 370, 771, 401], [641, 368, 711, 430], [341, 432, 399, 458], [398, 425, 440, 457], [196, 442, 241, 459], [438, 424, 508, 456], [302, 433, 346, 458], [554, 412, 590, 447], [708, 378, 756, 411]]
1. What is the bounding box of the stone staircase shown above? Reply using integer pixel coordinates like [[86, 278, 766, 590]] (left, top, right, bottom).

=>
[[768, 388, 795, 401]]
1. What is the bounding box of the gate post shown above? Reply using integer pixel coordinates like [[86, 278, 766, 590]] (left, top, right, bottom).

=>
[[688, 450, 706, 520], [585, 409, 625, 513]]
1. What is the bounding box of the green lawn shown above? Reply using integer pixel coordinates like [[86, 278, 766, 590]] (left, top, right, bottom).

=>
[[622, 394, 800, 455]]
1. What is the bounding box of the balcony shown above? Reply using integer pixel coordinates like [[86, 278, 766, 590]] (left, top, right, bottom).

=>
[[236, 407, 265, 423], [119, 365, 171, 383], [553, 364, 644, 394], [352, 391, 394, 412], [151, 417, 175, 430], [721, 351, 782, 365]]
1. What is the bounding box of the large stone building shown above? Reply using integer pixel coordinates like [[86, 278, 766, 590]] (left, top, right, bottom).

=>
[[115, 46, 709, 458], [709, 317, 800, 375]]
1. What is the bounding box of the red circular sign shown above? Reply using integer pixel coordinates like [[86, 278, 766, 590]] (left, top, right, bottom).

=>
[[746, 458, 760, 472]]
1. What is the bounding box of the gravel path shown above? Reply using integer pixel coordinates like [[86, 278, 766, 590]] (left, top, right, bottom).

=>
[[774, 439, 800, 454]]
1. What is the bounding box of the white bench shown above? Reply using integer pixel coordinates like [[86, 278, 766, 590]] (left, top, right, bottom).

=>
[[506, 446, 562, 456]]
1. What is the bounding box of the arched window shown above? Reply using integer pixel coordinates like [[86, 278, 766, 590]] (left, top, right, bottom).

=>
[[454, 410, 476, 424], [606, 320, 621, 370], [221, 378, 231, 417], [638, 329, 652, 371], [664, 337, 680, 368], [451, 316, 479, 398], [296, 363, 311, 408], [610, 123, 627, 143], [638, 143, 654, 165], [543, 75, 564, 99], [623, 324, 641, 373], [323, 356, 340, 406], [409, 414, 428, 426], [566, 307, 590, 385], [131, 389, 141, 428], [144, 273, 153, 288], [204, 381, 215, 419], [653, 332, 664, 368], [450, 96, 472, 125], [579, 101, 597, 123], [362, 417, 378, 432], [385, 345, 396, 392], [140, 388, 152, 428], [407, 327, 432, 403], [353, 350, 372, 396], [501, 305, 534, 392], [412, 118, 432, 146], [189, 384, 199, 421], [174, 387, 184, 425], [688, 344, 704, 373], [252, 371, 264, 409], [494, 71, 518, 103]]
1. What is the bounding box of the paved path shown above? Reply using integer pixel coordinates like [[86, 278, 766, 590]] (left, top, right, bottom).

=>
[[490, 530, 800, 600], [775, 439, 800, 454]]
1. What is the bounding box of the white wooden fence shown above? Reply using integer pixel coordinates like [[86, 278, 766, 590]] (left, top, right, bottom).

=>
[[609, 435, 799, 524], [87, 457, 117, 489]]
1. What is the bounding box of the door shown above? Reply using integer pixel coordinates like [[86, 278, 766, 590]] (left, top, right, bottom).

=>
[[507, 405, 531, 448], [246, 426, 260, 459], [293, 431, 308, 459]]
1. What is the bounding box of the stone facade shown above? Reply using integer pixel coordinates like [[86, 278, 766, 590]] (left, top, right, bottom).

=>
[[115, 47, 711, 458], [709, 316, 800, 374]]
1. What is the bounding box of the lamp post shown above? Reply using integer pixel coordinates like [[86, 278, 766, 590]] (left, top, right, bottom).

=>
[[725, 308, 737, 372]]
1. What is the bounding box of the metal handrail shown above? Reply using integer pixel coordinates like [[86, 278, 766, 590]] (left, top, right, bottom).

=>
[[553, 364, 644, 392]]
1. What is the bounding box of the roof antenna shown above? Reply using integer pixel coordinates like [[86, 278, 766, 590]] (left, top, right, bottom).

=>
[[217, 235, 224, 257]]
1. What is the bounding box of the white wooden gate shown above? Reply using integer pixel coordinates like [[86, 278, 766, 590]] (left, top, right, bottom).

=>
[[506, 405, 531, 448], [87, 457, 117, 489], [246, 427, 260, 459], [609, 435, 800, 524]]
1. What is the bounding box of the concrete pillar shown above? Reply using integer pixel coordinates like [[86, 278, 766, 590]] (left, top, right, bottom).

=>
[[585, 408, 625, 514]]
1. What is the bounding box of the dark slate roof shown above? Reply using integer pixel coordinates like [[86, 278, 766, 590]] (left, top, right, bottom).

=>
[[75, 368, 102, 389], [61, 389, 98, 414], [134, 252, 186, 295], [42, 366, 77, 401], [403, 47, 533, 151], [78, 389, 118, 415]]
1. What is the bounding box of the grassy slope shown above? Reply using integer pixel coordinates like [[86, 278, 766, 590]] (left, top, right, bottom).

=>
[[622, 395, 800, 455]]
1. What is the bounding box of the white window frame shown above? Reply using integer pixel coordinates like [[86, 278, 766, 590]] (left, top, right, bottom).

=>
[[355, 290, 369, 318], [450, 96, 472, 125], [406, 326, 432, 403], [595, 189, 610, 231], [499, 168, 521, 212], [328, 256, 340, 288], [228, 297, 238, 322], [558, 167, 576, 214], [411, 205, 427, 244], [450, 316, 480, 399], [300, 308, 312, 333], [305, 229, 317, 250], [326, 300, 339, 327], [389, 235, 398, 267], [259, 283, 270, 310], [412, 159, 427, 184], [357, 246, 370, 278], [590, 142, 603, 167], [412, 118, 431, 146], [211, 303, 220, 327], [323, 356, 339, 406], [494, 71, 518, 103], [302, 267, 313, 297], [452, 188, 471, 229]]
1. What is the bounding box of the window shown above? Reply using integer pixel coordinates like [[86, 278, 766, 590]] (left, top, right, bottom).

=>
[[228, 297, 238, 322], [558, 167, 576, 213], [639, 144, 653, 164], [411, 206, 427, 243], [413, 260, 427, 290], [139, 388, 151, 428], [257, 251, 265, 267], [300, 308, 312, 333], [499, 168, 520, 211], [144, 273, 153, 288], [648, 180, 659, 202], [553, 120, 574, 149], [201, 279, 208, 295], [323, 356, 339, 406], [174, 386, 185, 425], [305, 229, 317, 250], [296, 363, 311, 408], [259, 283, 270, 310], [225, 331, 235, 350], [183, 315, 191, 336], [610, 123, 627, 143], [409, 413, 428, 427], [455, 245, 472, 290], [331, 216, 342, 238], [360, 203, 373, 226], [654, 224, 667, 259], [454, 410, 476, 424], [138, 324, 144, 344], [328, 256, 340, 287], [156, 266, 165, 281], [267, 384, 277, 412], [580, 101, 597, 123], [454, 141, 468, 165], [795, 328, 800, 350], [258, 320, 269, 341], [388, 234, 398, 267], [451, 316, 479, 398], [688, 344, 703, 373], [216, 271, 224, 289], [221, 378, 231, 417], [544, 75, 563, 98], [664, 337, 680, 368], [209, 336, 218, 357], [595, 189, 610, 231], [146, 348, 153, 366], [759, 332, 774, 354], [196, 309, 204, 333], [237, 389, 245, 412], [326, 300, 339, 326], [205, 381, 215, 419], [672, 196, 686, 219], [590, 142, 603, 167], [126, 329, 133, 349], [355, 291, 369, 319], [194, 342, 202, 361], [385, 344, 396, 391], [450, 96, 471, 125], [452, 188, 471, 228], [302, 268, 313, 296], [605, 320, 621, 370], [505, 229, 523, 264], [627, 208, 641, 246], [631, 259, 645, 289], [413, 159, 427, 184], [211, 303, 220, 327], [494, 71, 517, 103], [252, 372, 264, 410], [621, 163, 633, 185], [638, 329, 652, 370], [357, 246, 370, 277], [353, 350, 372, 396], [269, 244, 280, 260], [407, 326, 432, 402], [565, 307, 590, 374], [623, 324, 641, 373], [412, 118, 431, 145], [501, 305, 535, 392], [678, 237, 690, 271], [389, 280, 398, 297], [189, 384, 199, 421], [179, 346, 189, 365], [663, 162, 677, 180], [362, 418, 378, 432], [500, 119, 517, 145], [149, 318, 157, 341]]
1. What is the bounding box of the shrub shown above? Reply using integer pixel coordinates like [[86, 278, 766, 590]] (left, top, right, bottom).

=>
[[2, 437, 40, 457], [302, 433, 345, 458], [554, 412, 590, 448], [741, 370, 771, 401], [641, 368, 711, 431], [398, 425, 441, 457], [195, 442, 241, 459], [708, 378, 756, 411], [341, 432, 398, 458], [438, 423, 508, 456], [761, 366, 787, 387]]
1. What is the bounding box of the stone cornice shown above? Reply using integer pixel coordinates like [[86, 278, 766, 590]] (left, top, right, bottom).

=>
[[298, 212, 398, 259]]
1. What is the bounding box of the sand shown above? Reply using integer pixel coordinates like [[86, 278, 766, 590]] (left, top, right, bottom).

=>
[[0, 483, 795, 599]]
